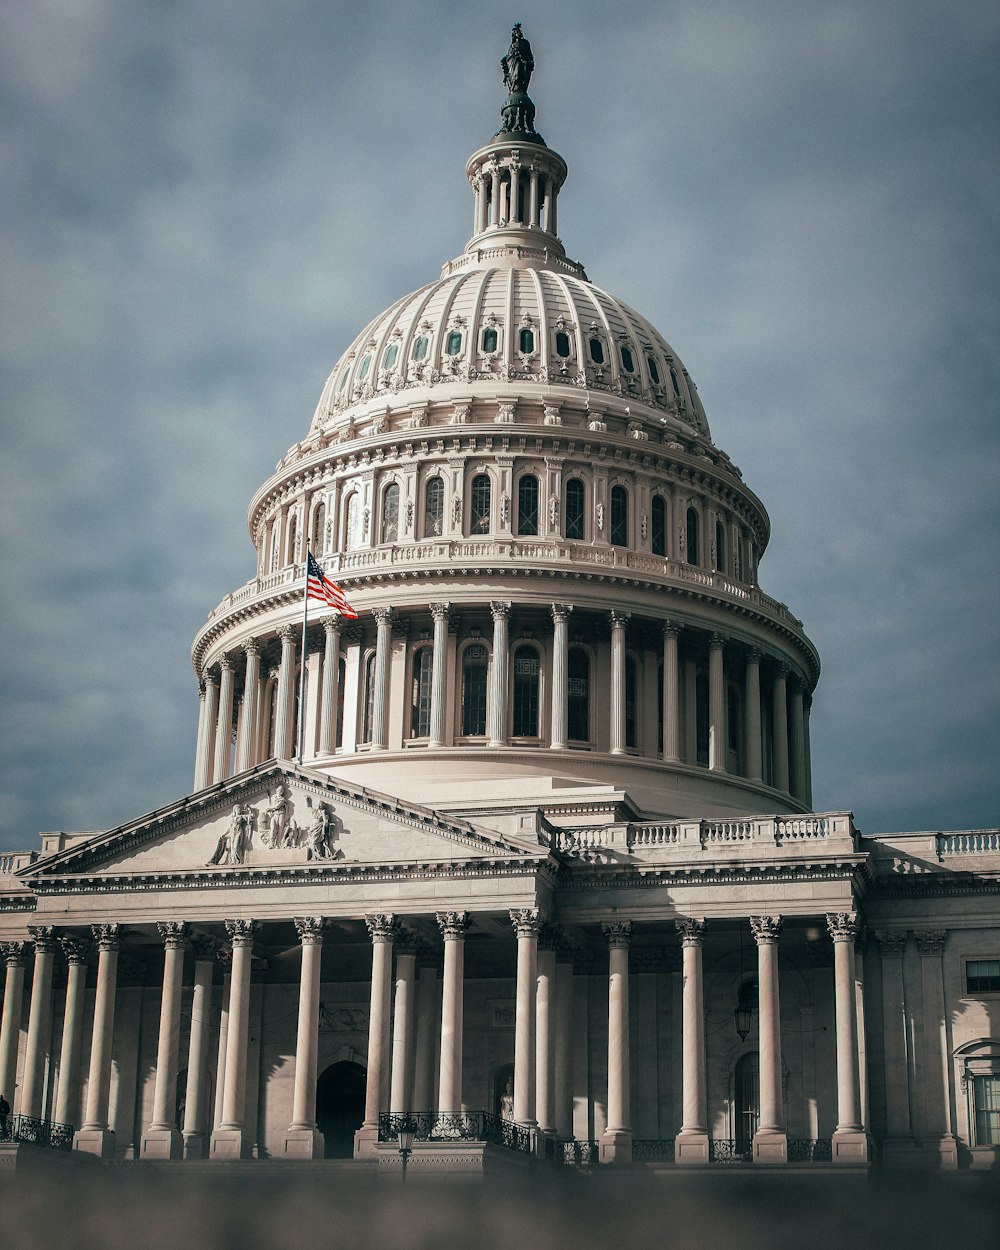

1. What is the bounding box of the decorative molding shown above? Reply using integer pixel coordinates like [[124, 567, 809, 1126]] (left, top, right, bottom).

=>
[[91, 923, 123, 951], [59, 936, 88, 965], [602, 920, 632, 948], [157, 921, 190, 949], [509, 907, 540, 938], [365, 913, 399, 942], [1, 940, 29, 967], [437, 910, 470, 939], [294, 916, 326, 945], [223, 918, 259, 948], [873, 929, 907, 957], [189, 934, 217, 962], [27, 924, 56, 953], [825, 912, 858, 943], [675, 917, 706, 946], [914, 929, 947, 956], [749, 915, 783, 944]]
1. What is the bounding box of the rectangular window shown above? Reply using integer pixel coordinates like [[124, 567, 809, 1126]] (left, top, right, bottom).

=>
[[967, 959, 1000, 994], [974, 1075, 1000, 1145]]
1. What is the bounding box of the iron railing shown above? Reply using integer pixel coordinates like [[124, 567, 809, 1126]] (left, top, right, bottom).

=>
[[787, 1138, 832, 1162], [378, 1112, 531, 1154], [1, 1114, 75, 1150], [632, 1139, 676, 1162], [709, 1138, 753, 1163], [542, 1137, 600, 1165]]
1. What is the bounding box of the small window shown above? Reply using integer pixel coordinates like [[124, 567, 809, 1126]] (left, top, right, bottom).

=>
[[967, 960, 1000, 994], [512, 645, 540, 737], [647, 356, 661, 385], [610, 485, 628, 547], [555, 332, 571, 358], [567, 648, 590, 742], [471, 474, 491, 535], [445, 330, 463, 356], [382, 343, 398, 371], [381, 483, 399, 544], [716, 520, 726, 573], [410, 646, 433, 737], [619, 345, 635, 373], [358, 353, 372, 381], [651, 496, 666, 556], [669, 366, 682, 399], [337, 367, 350, 393], [565, 479, 585, 540], [589, 337, 605, 365], [517, 475, 539, 536], [462, 644, 489, 736], [482, 327, 498, 353], [686, 507, 700, 566], [424, 476, 444, 538], [412, 335, 429, 361], [519, 327, 535, 354]]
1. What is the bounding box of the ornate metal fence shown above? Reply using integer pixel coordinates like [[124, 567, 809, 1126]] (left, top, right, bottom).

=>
[[378, 1112, 531, 1154], [786, 1138, 833, 1162], [631, 1139, 676, 1162], [1, 1114, 75, 1150], [709, 1138, 753, 1163]]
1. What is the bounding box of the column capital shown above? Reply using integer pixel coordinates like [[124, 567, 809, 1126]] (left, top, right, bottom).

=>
[[322, 615, 341, 637], [189, 934, 217, 962], [223, 919, 259, 948], [914, 929, 947, 956], [2, 940, 29, 967], [279, 624, 297, 644], [509, 908, 541, 938], [342, 623, 364, 646], [602, 920, 632, 948], [826, 912, 859, 943], [59, 936, 89, 965], [675, 917, 706, 947], [243, 638, 261, 658], [490, 600, 512, 622], [550, 603, 573, 624], [372, 606, 394, 627], [203, 669, 219, 689], [747, 645, 764, 664], [750, 915, 783, 944], [873, 928, 907, 957], [430, 601, 452, 623], [365, 912, 399, 943], [218, 654, 234, 673], [394, 927, 421, 957], [609, 610, 630, 630], [157, 922, 190, 949], [709, 632, 726, 651], [294, 917, 327, 946], [91, 923, 123, 951], [537, 922, 563, 952], [775, 661, 790, 679], [27, 924, 57, 953], [437, 910, 471, 939], [660, 619, 680, 639]]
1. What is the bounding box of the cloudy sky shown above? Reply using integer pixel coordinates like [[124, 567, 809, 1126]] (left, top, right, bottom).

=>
[[1, 0, 997, 851]]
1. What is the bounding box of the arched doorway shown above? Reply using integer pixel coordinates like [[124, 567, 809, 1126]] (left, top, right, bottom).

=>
[[316, 1060, 366, 1158], [734, 1052, 759, 1154]]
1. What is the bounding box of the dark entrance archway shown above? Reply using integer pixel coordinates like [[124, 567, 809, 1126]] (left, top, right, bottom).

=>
[[316, 1060, 366, 1159]]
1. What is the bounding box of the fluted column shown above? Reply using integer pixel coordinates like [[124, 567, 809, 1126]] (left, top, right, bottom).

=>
[[213, 656, 235, 782], [210, 919, 258, 1159], [708, 633, 727, 771], [488, 602, 511, 746], [54, 938, 88, 1128], [436, 911, 469, 1118], [272, 626, 295, 759], [389, 930, 418, 1113], [771, 664, 790, 793], [0, 942, 28, 1114], [826, 913, 868, 1162], [197, 671, 219, 788], [510, 162, 521, 222], [181, 935, 216, 1158], [915, 930, 958, 1168], [600, 921, 631, 1163], [789, 678, 807, 801], [19, 926, 56, 1122], [510, 909, 539, 1129], [318, 617, 342, 754], [744, 646, 763, 782], [661, 622, 681, 762], [356, 914, 397, 1156], [371, 608, 393, 751], [212, 949, 231, 1133], [412, 957, 438, 1114], [803, 694, 814, 807], [536, 931, 557, 1136], [283, 917, 326, 1157], [428, 603, 450, 748], [74, 924, 121, 1158], [528, 169, 540, 226], [490, 166, 501, 225], [193, 685, 208, 791], [141, 922, 189, 1158], [873, 929, 914, 1157], [235, 641, 261, 772], [549, 604, 572, 750], [553, 947, 574, 1140], [674, 918, 709, 1163], [609, 612, 628, 755], [751, 915, 787, 1163]]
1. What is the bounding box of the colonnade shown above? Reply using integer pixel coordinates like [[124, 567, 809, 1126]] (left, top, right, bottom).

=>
[[194, 604, 812, 804], [471, 157, 560, 237], [0, 911, 866, 1165]]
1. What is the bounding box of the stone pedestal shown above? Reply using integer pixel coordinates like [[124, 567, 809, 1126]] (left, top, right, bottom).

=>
[[210, 1128, 254, 1159], [73, 1128, 117, 1159], [598, 1129, 632, 1165], [831, 1129, 869, 1164], [282, 1127, 325, 1158], [139, 1128, 182, 1159], [752, 1129, 788, 1165], [674, 1131, 710, 1164]]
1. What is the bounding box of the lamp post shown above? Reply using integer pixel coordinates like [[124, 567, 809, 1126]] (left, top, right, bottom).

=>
[[397, 1120, 415, 1184]]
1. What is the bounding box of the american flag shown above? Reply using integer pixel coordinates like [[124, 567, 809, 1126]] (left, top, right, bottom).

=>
[[306, 552, 357, 619]]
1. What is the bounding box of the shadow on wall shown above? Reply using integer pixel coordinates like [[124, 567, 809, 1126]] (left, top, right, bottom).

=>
[[3, 1164, 1000, 1250]]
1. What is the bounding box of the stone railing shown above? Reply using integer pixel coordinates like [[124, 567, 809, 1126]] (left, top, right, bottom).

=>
[[937, 830, 1000, 858], [552, 813, 858, 860], [0, 852, 36, 877]]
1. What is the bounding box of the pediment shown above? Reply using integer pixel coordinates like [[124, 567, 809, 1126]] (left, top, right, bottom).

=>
[[22, 762, 536, 883]]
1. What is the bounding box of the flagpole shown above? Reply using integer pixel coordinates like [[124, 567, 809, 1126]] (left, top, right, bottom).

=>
[[296, 545, 310, 765]]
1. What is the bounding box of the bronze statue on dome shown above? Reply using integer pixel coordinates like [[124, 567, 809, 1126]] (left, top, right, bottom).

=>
[[501, 23, 533, 95]]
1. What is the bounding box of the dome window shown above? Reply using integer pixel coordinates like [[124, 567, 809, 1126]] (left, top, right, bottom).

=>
[[610, 485, 629, 547], [481, 327, 498, 353], [647, 356, 661, 385], [715, 520, 726, 573], [619, 345, 635, 373], [381, 483, 400, 544], [411, 335, 429, 362], [336, 367, 350, 393], [424, 475, 444, 538], [565, 479, 585, 540], [517, 475, 539, 536], [555, 331, 571, 358], [651, 495, 666, 556], [461, 644, 489, 736], [445, 330, 463, 356], [471, 474, 491, 534], [512, 645, 541, 738], [567, 648, 590, 743], [381, 343, 399, 371], [589, 337, 605, 365], [519, 327, 535, 354], [670, 366, 682, 399], [686, 507, 700, 566], [358, 353, 372, 382], [410, 645, 433, 738]]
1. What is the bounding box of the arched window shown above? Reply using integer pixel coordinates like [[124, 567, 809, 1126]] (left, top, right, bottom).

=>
[[269, 519, 280, 572], [517, 475, 539, 536], [381, 342, 398, 371], [669, 366, 682, 399], [512, 645, 540, 738], [625, 656, 638, 749], [647, 355, 661, 385], [358, 353, 372, 381], [287, 514, 298, 566], [651, 495, 666, 556], [445, 330, 462, 356], [695, 672, 709, 766], [565, 478, 585, 540], [589, 337, 605, 365], [567, 648, 590, 742], [619, 344, 635, 373], [311, 501, 326, 554], [555, 331, 571, 358], [715, 520, 726, 573], [519, 327, 535, 354], [411, 335, 429, 361], [461, 643, 489, 736], [610, 485, 628, 547], [381, 483, 399, 544], [424, 475, 444, 537], [482, 327, 498, 353], [344, 493, 361, 552], [686, 507, 700, 566], [361, 652, 377, 744], [410, 646, 433, 738], [471, 474, 491, 535]]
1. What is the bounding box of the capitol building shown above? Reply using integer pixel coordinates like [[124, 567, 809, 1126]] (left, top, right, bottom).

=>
[[2, 29, 998, 1178]]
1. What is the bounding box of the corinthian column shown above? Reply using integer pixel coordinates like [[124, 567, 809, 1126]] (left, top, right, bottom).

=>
[[389, 930, 419, 1114], [789, 678, 807, 801], [182, 934, 216, 1158], [488, 602, 511, 746], [436, 911, 469, 1118], [609, 612, 628, 755], [0, 943, 29, 1123], [274, 626, 297, 759], [213, 656, 235, 781], [536, 928, 557, 1136], [600, 921, 632, 1163], [284, 917, 326, 1157], [355, 914, 397, 1156], [873, 929, 915, 1160], [74, 924, 122, 1158], [318, 617, 341, 754], [826, 913, 868, 1163], [550, 604, 572, 750], [54, 938, 88, 1128], [141, 922, 189, 1158], [197, 671, 219, 789], [744, 647, 763, 782], [915, 930, 958, 1168], [708, 634, 727, 771], [661, 622, 681, 763], [371, 608, 394, 751], [751, 916, 787, 1163], [771, 665, 790, 793], [20, 926, 56, 1122], [674, 918, 709, 1163], [510, 909, 539, 1129], [235, 641, 261, 772], [428, 603, 450, 748], [210, 919, 258, 1159]]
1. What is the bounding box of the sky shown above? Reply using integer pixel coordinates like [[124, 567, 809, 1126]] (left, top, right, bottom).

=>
[[1, 0, 997, 852]]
